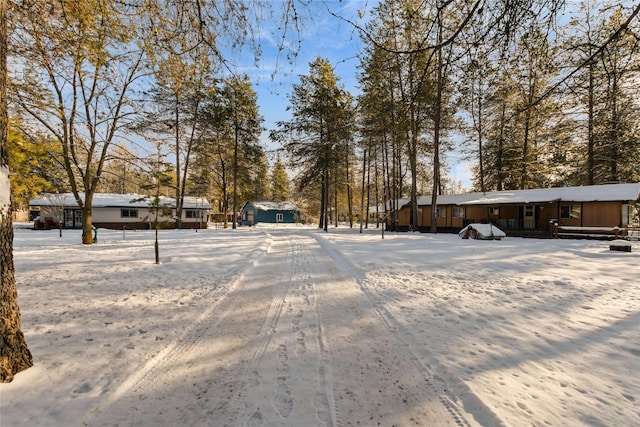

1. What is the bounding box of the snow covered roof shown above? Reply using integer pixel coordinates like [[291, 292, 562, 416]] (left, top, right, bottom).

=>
[[412, 183, 640, 207], [29, 193, 212, 209], [248, 201, 299, 211]]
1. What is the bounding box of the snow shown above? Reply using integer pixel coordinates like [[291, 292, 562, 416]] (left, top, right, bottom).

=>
[[29, 193, 212, 209], [459, 223, 507, 240], [0, 165, 10, 210], [413, 182, 640, 206], [249, 201, 299, 211], [2, 223, 639, 426]]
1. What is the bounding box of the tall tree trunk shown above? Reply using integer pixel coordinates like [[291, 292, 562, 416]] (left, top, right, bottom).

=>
[[1, 0, 33, 382], [382, 133, 390, 230], [174, 102, 182, 229], [324, 168, 330, 232], [232, 112, 239, 230], [609, 75, 619, 182], [220, 157, 228, 228], [409, 104, 418, 232], [366, 143, 372, 229], [81, 192, 94, 245], [496, 102, 507, 191], [475, 80, 485, 193], [346, 140, 353, 228], [372, 142, 378, 228], [319, 171, 326, 230], [520, 108, 532, 189], [587, 60, 595, 185], [334, 180, 338, 227], [430, 18, 444, 234], [359, 147, 367, 233]]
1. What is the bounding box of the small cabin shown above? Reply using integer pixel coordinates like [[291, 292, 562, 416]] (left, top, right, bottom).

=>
[[29, 193, 211, 230], [239, 201, 300, 226]]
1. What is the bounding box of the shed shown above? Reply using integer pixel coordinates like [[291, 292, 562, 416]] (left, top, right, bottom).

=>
[[240, 201, 300, 226]]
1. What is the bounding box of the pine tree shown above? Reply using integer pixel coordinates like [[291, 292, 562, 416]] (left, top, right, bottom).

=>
[[270, 156, 290, 202], [8, 120, 67, 208], [272, 57, 355, 230]]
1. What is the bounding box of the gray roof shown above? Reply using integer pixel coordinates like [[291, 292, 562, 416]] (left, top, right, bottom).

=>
[[29, 193, 212, 209], [246, 201, 299, 211], [411, 183, 640, 207]]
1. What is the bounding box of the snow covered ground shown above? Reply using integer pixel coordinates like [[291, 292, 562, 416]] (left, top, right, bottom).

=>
[[1, 223, 639, 426]]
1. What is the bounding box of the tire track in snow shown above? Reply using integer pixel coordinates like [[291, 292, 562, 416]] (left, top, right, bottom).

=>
[[234, 234, 338, 427], [310, 231, 493, 427], [82, 234, 278, 426], [222, 233, 297, 426], [85, 231, 339, 426]]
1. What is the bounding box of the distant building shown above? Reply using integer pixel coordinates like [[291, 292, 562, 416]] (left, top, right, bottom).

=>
[[239, 201, 300, 226], [387, 183, 640, 237], [29, 193, 211, 230]]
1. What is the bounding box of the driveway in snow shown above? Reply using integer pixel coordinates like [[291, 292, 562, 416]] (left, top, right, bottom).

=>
[[2, 225, 639, 426]]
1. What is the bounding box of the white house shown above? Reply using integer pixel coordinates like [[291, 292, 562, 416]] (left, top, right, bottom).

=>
[[29, 193, 212, 230]]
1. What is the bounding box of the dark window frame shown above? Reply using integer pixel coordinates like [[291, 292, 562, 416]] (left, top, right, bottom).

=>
[[560, 204, 581, 219], [452, 207, 465, 218], [121, 208, 138, 218]]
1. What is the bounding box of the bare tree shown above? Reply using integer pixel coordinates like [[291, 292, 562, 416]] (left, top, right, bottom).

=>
[[10, 1, 147, 244]]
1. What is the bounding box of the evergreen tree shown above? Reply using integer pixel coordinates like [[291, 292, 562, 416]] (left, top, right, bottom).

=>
[[477, 24, 568, 191], [223, 75, 264, 229], [189, 76, 264, 227], [272, 57, 355, 230], [240, 145, 270, 202], [8, 119, 67, 209], [593, 9, 640, 183], [270, 156, 290, 202]]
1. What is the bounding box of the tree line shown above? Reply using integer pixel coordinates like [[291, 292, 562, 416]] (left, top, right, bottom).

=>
[[7, 0, 294, 243], [6, 1, 640, 237], [274, 0, 639, 232]]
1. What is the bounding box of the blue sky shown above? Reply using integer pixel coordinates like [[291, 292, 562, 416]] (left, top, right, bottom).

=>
[[229, 0, 473, 187], [234, 0, 371, 158]]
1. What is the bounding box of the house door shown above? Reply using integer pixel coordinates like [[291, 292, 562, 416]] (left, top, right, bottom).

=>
[[64, 209, 82, 228], [524, 205, 536, 229], [74, 210, 82, 228]]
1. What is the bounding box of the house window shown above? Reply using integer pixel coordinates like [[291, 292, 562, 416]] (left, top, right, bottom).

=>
[[276, 213, 284, 222], [436, 207, 446, 218], [185, 210, 198, 219], [121, 208, 138, 218], [560, 204, 581, 219], [623, 204, 638, 226], [452, 207, 465, 218], [489, 207, 499, 216]]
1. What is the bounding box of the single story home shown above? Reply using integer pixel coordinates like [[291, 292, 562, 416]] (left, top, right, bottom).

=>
[[388, 183, 640, 237], [29, 193, 211, 230], [239, 201, 301, 226]]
